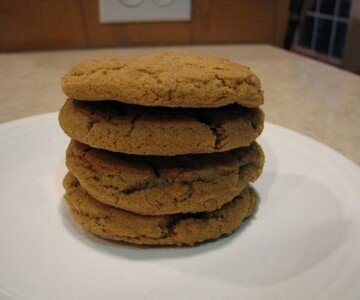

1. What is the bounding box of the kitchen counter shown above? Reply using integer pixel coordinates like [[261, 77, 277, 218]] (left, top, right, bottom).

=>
[[0, 44, 359, 164]]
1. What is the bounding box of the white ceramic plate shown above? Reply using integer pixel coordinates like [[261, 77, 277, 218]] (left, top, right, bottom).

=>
[[0, 113, 360, 300]]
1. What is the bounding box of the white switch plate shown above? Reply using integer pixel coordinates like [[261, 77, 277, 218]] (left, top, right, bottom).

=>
[[99, 0, 191, 23]]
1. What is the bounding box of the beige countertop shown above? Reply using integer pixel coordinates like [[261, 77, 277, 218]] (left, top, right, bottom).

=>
[[0, 44, 359, 164]]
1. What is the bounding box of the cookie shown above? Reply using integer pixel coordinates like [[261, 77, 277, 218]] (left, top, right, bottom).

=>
[[66, 140, 264, 215], [63, 173, 258, 246], [59, 99, 264, 156], [61, 52, 263, 108]]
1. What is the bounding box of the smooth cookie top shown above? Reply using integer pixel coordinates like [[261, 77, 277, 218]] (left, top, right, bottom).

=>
[[62, 52, 263, 108]]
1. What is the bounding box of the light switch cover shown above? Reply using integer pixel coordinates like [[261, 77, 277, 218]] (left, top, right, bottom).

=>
[[99, 0, 191, 23]]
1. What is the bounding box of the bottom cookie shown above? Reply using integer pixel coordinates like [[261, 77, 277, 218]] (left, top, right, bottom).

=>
[[63, 173, 258, 246]]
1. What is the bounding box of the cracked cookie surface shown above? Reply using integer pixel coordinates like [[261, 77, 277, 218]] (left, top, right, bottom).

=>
[[66, 140, 264, 215], [59, 99, 264, 155], [61, 52, 263, 108], [63, 173, 258, 246]]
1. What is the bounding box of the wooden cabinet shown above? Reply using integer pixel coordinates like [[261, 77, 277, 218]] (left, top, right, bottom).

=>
[[0, 0, 289, 52]]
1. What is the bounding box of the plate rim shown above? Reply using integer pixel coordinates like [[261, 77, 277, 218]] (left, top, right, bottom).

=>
[[1, 112, 360, 299]]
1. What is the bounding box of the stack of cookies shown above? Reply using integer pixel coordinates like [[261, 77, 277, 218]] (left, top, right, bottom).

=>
[[59, 52, 265, 246]]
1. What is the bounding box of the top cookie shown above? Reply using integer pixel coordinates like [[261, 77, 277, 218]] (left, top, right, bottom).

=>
[[61, 52, 263, 108]]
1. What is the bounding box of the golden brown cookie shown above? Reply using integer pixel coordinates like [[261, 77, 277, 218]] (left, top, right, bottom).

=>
[[63, 173, 258, 246], [66, 140, 264, 215], [59, 99, 264, 156], [61, 52, 263, 108]]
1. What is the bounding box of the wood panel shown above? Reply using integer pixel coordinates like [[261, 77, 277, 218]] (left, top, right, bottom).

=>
[[0, 0, 289, 52]]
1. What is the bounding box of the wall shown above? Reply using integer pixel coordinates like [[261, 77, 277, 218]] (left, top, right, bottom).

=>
[[0, 0, 289, 52], [343, 0, 360, 73]]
